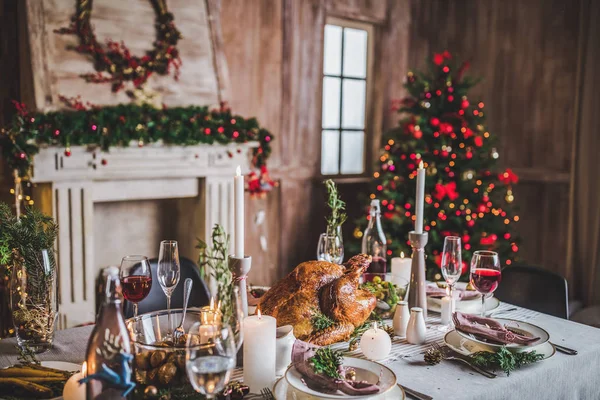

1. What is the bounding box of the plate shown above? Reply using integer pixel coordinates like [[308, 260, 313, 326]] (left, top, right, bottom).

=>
[[41, 361, 81, 372], [274, 377, 405, 399], [444, 330, 555, 360], [454, 318, 550, 350], [428, 295, 499, 314], [284, 357, 397, 399]]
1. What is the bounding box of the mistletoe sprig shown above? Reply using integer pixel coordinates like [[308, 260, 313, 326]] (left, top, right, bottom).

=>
[[470, 346, 544, 376], [324, 179, 347, 237]]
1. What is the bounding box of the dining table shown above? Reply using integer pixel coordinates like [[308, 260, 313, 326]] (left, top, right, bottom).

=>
[[1, 302, 600, 400]]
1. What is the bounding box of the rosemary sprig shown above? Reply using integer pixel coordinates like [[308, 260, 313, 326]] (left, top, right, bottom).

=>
[[309, 347, 343, 379], [311, 310, 336, 331], [323, 179, 347, 237], [470, 346, 544, 376]]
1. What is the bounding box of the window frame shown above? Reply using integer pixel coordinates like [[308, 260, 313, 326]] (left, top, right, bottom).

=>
[[319, 17, 375, 179]]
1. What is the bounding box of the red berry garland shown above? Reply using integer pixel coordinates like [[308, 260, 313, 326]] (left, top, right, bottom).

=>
[[55, 0, 182, 92]]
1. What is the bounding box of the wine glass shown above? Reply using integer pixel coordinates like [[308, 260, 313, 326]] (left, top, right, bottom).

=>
[[469, 250, 501, 317], [316, 233, 344, 264], [158, 240, 181, 338], [441, 236, 462, 300], [224, 286, 244, 351], [119, 255, 152, 320], [186, 321, 237, 398]]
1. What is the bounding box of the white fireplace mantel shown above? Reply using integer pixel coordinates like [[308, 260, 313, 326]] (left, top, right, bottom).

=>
[[30, 142, 258, 328]]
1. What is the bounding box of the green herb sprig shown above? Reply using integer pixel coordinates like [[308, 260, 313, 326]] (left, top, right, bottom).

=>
[[323, 179, 347, 237], [309, 347, 344, 379], [311, 310, 336, 331], [470, 346, 544, 375]]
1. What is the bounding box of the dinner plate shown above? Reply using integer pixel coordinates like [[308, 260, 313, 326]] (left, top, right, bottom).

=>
[[284, 357, 397, 399], [428, 295, 500, 314], [454, 318, 550, 350], [444, 330, 555, 360], [274, 377, 405, 399], [41, 361, 81, 372]]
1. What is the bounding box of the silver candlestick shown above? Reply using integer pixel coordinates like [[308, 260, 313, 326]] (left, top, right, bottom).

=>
[[228, 255, 252, 317], [407, 231, 428, 320]]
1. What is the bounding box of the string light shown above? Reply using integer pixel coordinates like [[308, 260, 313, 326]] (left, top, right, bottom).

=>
[[374, 172, 380, 178]]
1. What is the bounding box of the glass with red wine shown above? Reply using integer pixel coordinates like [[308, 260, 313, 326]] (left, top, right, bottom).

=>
[[120, 255, 152, 320], [469, 250, 501, 317]]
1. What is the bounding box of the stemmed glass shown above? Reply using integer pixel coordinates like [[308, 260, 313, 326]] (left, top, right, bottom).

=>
[[158, 240, 181, 338], [441, 237, 462, 303], [316, 233, 344, 264], [186, 321, 237, 398], [469, 250, 502, 317], [119, 255, 152, 320]]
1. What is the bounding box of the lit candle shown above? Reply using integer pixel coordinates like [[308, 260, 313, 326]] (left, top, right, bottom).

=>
[[234, 165, 245, 258], [359, 323, 392, 361], [62, 362, 86, 400], [391, 252, 412, 283], [415, 160, 425, 233], [243, 309, 276, 392]]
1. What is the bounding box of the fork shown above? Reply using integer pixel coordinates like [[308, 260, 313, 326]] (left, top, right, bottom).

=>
[[260, 387, 276, 400], [173, 278, 193, 342], [433, 343, 497, 378]]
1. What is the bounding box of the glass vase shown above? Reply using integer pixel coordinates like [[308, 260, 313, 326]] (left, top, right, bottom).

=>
[[10, 249, 58, 353], [316, 231, 344, 264]]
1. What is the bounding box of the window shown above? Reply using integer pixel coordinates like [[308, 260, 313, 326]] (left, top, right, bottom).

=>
[[321, 19, 372, 176]]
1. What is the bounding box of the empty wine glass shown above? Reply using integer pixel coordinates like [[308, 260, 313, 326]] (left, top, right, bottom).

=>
[[316, 233, 344, 264], [158, 240, 181, 338], [469, 250, 501, 317], [119, 255, 152, 320], [186, 321, 236, 398], [441, 236, 462, 301]]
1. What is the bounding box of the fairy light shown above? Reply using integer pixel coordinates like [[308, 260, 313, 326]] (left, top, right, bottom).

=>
[[374, 172, 380, 178], [514, 216, 520, 222]]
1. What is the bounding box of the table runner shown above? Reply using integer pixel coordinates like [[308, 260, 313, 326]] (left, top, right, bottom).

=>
[[1, 303, 600, 399]]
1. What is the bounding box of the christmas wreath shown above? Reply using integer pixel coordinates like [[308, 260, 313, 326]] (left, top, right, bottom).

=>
[[55, 0, 182, 92]]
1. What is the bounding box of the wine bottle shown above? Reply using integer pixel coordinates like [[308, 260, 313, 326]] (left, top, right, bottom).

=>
[[83, 266, 134, 399], [361, 199, 388, 279]]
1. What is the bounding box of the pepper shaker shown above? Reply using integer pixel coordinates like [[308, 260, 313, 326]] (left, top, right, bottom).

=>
[[406, 307, 427, 345], [393, 301, 410, 337]]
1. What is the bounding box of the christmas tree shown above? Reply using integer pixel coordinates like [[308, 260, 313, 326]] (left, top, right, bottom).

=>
[[355, 51, 521, 281]]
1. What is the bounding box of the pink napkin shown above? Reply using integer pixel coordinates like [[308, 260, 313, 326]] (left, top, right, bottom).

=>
[[452, 312, 540, 345], [426, 285, 480, 301]]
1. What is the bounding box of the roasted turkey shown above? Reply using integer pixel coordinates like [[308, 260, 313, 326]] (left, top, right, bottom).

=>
[[258, 254, 376, 345]]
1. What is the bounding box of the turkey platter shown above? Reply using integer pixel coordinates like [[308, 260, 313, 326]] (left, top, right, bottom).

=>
[[258, 254, 377, 345]]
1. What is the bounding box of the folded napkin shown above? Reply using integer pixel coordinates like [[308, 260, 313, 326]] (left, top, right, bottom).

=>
[[426, 285, 480, 301], [292, 340, 380, 396], [452, 312, 540, 345]]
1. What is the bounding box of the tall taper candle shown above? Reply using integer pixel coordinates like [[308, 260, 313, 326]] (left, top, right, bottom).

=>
[[415, 160, 425, 234], [243, 310, 276, 392], [234, 166, 245, 258]]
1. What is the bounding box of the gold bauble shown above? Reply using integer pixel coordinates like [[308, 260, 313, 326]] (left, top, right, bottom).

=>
[[144, 386, 159, 398]]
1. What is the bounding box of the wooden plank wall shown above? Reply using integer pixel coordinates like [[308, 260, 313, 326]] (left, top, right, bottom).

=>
[[407, 0, 582, 276]]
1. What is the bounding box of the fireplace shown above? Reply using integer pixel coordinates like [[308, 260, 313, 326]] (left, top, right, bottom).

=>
[[30, 142, 258, 328]]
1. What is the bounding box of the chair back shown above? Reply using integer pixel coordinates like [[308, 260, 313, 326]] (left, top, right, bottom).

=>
[[494, 265, 569, 319], [122, 256, 211, 319]]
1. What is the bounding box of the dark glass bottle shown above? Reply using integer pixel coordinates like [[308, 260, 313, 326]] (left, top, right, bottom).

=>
[[84, 266, 133, 400], [361, 199, 388, 279]]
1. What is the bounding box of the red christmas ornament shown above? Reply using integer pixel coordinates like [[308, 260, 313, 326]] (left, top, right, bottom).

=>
[[467, 220, 475, 227], [433, 182, 459, 201], [64, 148, 71, 157], [447, 95, 454, 102], [462, 234, 470, 243], [435, 90, 442, 96], [433, 53, 445, 65], [442, 66, 450, 73], [463, 128, 474, 138], [478, 204, 487, 213], [101, 159, 107, 166], [498, 168, 519, 184], [504, 233, 511, 240], [430, 117, 440, 127], [474, 136, 484, 147], [425, 92, 432, 99], [461, 99, 470, 109], [480, 235, 496, 245], [413, 130, 423, 139]]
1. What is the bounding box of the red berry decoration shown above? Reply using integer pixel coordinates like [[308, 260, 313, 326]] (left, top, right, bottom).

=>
[[18, 152, 26, 159], [447, 95, 454, 102], [101, 159, 107, 166], [430, 117, 440, 127], [442, 66, 450, 73]]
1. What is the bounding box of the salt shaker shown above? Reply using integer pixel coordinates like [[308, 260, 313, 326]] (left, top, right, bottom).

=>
[[393, 301, 410, 337], [406, 307, 427, 344]]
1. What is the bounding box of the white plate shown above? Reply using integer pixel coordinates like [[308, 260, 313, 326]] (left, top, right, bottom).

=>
[[428, 295, 500, 314], [444, 329, 555, 360], [41, 361, 81, 372], [274, 377, 405, 399], [455, 318, 550, 350], [284, 357, 397, 399]]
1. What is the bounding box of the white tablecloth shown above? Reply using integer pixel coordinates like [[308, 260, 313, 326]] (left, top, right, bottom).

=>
[[2, 303, 600, 399]]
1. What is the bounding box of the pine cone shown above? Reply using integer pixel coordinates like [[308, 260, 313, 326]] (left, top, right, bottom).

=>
[[383, 325, 395, 338], [424, 348, 444, 365], [348, 340, 359, 352]]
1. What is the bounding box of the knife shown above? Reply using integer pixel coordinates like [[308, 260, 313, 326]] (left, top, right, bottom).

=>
[[398, 384, 433, 400], [551, 342, 578, 355]]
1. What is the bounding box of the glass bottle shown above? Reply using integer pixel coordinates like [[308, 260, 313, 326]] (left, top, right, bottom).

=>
[[361, 199, 388, 280], [84, 266, 134, 400]]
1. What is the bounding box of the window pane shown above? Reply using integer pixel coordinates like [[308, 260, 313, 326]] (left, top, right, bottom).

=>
[[341, 79, 366, 129], [321, 130, 340, 175], [322, 77, 341, 129], [343, 28, 367, 78], [340, 131, 365, 174], [324, 25, 342, 75]]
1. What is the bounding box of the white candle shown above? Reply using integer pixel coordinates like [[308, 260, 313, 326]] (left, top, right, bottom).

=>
[[62, 362, 86, 400], [391, 252, 412, 283], [234, 165, 245, 258], [243, 310, 276, 392], [415, 160, 425, 233], [441, 295, 453, 325], [359, 322, 392, 361]]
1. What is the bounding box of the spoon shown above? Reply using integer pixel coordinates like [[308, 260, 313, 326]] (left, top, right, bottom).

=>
[[173, 278, 193, 342]]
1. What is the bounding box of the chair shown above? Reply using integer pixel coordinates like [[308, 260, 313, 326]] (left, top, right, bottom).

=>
[[494, 265, 569, 319], [122, 257, 211, 319]]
